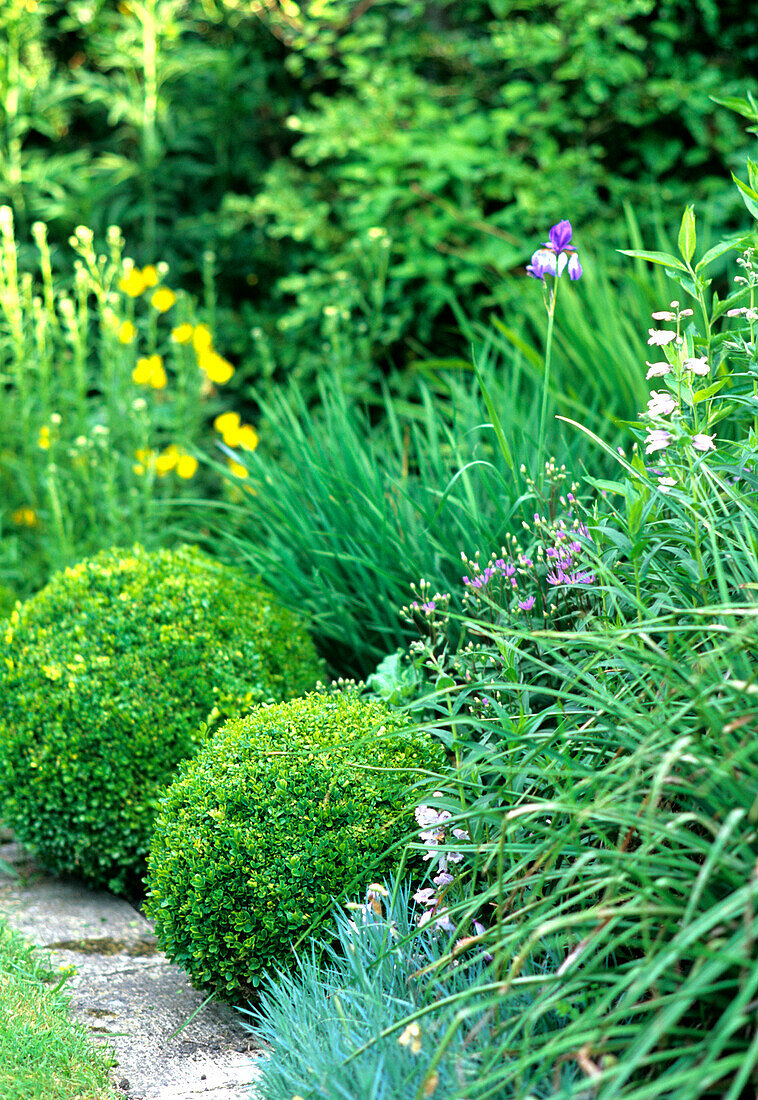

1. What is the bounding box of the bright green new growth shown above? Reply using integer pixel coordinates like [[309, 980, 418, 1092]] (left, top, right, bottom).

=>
[[145, 692, 445, 1000], [0, 544, 324, 895]]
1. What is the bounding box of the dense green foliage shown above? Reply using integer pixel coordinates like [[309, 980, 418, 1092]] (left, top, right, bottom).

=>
[[0, 544, 324, 893], [210, 242, 673, 676], [145, 692, 445, 998], [2, 0, 756, 378]]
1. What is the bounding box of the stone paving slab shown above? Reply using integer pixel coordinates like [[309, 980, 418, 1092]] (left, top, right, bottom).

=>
[[0, 841, 266, 1100]]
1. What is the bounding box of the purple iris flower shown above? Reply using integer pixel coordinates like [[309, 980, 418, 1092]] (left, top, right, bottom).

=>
[[527, 220, 583, 281], [544, 220, 574, 253], [525, 248, 557, 280]]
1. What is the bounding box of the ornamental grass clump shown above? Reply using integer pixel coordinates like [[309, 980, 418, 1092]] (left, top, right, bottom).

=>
[[0, 544, 324, 895], [145, 692, 446, 1000]]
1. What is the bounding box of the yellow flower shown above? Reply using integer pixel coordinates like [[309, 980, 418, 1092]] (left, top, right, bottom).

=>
[[151, 287, 177, 313], [12, 506, 38, 528], [192, 324, 213, 353], [133, 355, 167, 389], [141, 264, 159, 287], [214, 411, 241, 441], [119, 267, 146, 297], [236, 424, 259, 452], [175, 453, 198, 479], [155, 444, 180, 476], [227, 459, 248, 479], [118, 320, 136, 344], [171, 323, 194, 344], [198, 350, 234, 385], [38, 425, 51, 450]]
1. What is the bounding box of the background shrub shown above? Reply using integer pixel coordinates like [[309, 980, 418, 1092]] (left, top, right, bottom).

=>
[[0, 544, 324, 894], [145, 692, 446, 999], [2, 0, 755, 379]]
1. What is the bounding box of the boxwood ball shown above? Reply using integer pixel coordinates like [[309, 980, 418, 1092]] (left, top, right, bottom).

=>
[[0, 544, 324, 894], [145, 692, 445, 999]]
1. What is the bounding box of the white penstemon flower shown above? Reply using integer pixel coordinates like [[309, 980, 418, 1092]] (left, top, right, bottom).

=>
[[640, 302, 721, 465]]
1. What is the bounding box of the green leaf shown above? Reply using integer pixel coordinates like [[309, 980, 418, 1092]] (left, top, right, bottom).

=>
[[618, 249, 688, 272], [710, 94, 758, 122], [695, 235, 746, 274], [677, 205, 696, 264], [692, 378, 728, 403], [732, 173, 758, 220]]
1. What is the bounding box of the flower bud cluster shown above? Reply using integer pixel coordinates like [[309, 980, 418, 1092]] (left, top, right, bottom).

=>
[[642, 302, 717, 474], [409, 799, 491, 960]]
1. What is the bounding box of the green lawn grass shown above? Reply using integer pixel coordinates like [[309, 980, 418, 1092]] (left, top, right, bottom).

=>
[[0, 918, 117, 1100]]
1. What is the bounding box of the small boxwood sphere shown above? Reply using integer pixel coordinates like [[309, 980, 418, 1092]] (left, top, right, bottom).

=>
[[0, 545, 324, 894], [145, 692, 445, 999]]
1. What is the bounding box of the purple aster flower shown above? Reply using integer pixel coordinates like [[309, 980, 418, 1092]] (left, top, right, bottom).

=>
[[546, 569, 564, 586], [421, 601, 436, 613], [518, 594, 536, 611]]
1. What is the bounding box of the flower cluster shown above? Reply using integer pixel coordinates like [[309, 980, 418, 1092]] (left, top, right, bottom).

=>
[[171, 322, 235, 386], [133, 445, 198, 480], [526, 220, 583, 282], [117, 260, 236, 390], [411, 799, 491, 959], [458, 495, 596, 630], [641, 300, 718, 484]]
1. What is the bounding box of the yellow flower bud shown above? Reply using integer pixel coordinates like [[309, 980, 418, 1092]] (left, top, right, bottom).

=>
[[227, 459, 248, 479], [213, 411, 240, 436]]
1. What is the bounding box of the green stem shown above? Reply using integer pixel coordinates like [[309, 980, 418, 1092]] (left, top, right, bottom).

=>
[[537, 278, 559, 486]]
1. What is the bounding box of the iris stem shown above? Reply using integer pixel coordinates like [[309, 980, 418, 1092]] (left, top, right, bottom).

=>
[[537, 278, 559, 487]]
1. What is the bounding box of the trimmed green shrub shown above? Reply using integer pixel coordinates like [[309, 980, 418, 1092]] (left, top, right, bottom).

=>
[[0, 544, 324, 894], [145, 692, 445, 999]]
